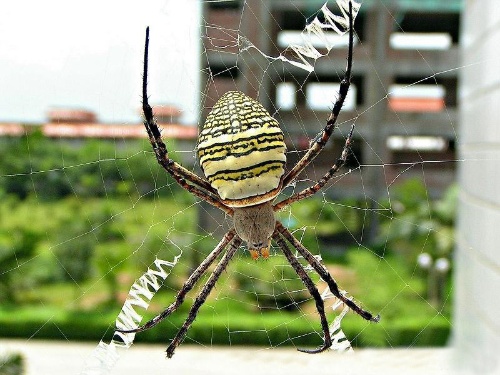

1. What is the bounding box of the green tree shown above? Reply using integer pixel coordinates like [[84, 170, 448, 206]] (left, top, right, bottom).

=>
[[0, 352, 25, 375], [374, 179, 457, 307], [0, 222, 42, 302], [375, 179, 457, 262], [0, 132, 179, 200]]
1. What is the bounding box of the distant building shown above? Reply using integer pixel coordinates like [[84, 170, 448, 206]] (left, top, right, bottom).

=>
[[0, 105, 197, 139], [42, 107, 196, 140], [0, 106, 198, 164]]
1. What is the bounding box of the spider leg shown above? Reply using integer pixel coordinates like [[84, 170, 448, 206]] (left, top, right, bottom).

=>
[[281, 1, 354, 189], [142, 28, 231, 214], [172, 174, 233, 215], [274, 123, 354, 211], [272, 232, 332, 354], [117, 229, 237, 334], [166, 235, 243, 358], [276, 222, 380, 323]]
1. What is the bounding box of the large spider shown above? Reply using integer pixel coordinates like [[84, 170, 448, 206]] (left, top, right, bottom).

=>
[[119, 2, 378, 357]]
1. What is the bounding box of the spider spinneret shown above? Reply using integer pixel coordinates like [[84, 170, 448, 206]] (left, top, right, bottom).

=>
[[117, 1, 379, 358]]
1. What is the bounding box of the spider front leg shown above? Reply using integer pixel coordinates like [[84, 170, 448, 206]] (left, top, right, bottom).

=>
[[274, 123, 355, 211], [166, 236, 242, 358], [171, 173, 233, 216], [276, 222, 380, 323], [273, 232, 332, 354], [281, 1, 355, 189], [142, 27, 224, 208]]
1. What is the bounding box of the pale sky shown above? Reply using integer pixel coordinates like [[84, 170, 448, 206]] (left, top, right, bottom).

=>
[[0, 0, 201, 124]]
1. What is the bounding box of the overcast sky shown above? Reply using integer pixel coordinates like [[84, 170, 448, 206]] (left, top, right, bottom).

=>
[[0, 0, 201, 125]]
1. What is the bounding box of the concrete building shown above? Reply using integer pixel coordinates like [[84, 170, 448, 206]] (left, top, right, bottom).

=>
[[203, 0, 461, 200]]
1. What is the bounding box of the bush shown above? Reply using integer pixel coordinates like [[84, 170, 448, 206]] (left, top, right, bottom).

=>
[[0, 299, 450, 348], [0, 199, 43, 302], [374, 179, 457, 262], [0, 352, 25, 375], [233, 255, 312, 310], [0, 132, 185, 200]]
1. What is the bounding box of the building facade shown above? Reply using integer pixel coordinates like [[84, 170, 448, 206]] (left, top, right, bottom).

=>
[[203, 0, 461, 199]]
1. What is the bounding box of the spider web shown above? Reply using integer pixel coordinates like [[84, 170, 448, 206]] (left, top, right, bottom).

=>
[[0, 0, 460, 374]]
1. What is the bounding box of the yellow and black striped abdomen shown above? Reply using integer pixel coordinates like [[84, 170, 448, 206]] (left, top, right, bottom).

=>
[[197, 91, 286, 207]]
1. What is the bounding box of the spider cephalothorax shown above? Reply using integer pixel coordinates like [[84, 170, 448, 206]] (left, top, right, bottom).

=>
[[118, 1, 378, 358], [233, 202, 275, 259]]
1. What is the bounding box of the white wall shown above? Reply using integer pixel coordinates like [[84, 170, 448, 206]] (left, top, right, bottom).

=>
[[454, 1, 500, 373]]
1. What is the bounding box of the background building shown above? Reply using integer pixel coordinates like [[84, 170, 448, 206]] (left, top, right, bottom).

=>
[[203, 0, 461, 201]]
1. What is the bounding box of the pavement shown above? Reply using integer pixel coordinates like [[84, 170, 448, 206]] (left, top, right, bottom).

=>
[[1, 339, 458, 375]]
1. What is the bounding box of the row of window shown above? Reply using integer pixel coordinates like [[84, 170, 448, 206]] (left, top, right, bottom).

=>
[[206, 65, 458, 112]]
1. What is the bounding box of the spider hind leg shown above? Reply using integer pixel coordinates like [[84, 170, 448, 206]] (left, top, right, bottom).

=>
[[273, 232, 333, 354], [277, 222, 380, 323], [166, 236, 242, 357]]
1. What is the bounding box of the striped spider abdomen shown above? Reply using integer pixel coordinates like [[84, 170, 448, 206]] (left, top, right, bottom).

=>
[[197, 91, 287, 207]]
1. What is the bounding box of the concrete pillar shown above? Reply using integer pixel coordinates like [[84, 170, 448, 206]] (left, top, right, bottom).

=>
[[454, 1, 500, 373], [363, 3, 392, 240]]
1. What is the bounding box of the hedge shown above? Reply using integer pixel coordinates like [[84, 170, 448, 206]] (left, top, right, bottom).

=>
[[0, 305, 450, 348]]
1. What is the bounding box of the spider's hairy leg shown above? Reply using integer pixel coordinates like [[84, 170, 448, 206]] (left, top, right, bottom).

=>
[[142, 27, 225, 209], [166, 236, 243, 358], [173, 174, 233, 216], [274, 123, 355, 211], [273, 232, 332, 354], [281, 1, 354, 189], [276, 222, 380, 323], [117, 229, 237, 334]]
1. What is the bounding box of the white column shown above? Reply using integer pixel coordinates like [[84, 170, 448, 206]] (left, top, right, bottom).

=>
[[455, 1, 500, 373]]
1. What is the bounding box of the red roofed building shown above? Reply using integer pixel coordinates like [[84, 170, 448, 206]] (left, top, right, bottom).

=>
[[0, 106, 198, 141]]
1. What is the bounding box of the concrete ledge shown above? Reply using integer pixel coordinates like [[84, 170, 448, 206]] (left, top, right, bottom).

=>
[[1, 339, 455, 375]]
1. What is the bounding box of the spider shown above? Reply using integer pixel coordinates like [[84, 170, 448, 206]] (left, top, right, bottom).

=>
[[119, 1, 379, 358]]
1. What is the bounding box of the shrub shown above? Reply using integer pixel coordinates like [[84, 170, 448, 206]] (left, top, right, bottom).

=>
[[0, 352, 25, 375], [233, 255, 313, 310]]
